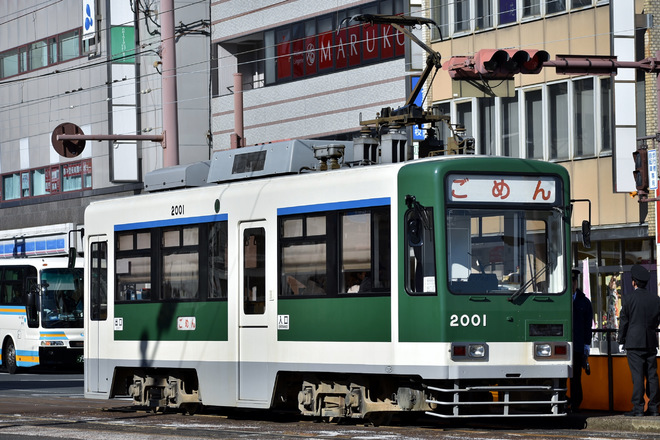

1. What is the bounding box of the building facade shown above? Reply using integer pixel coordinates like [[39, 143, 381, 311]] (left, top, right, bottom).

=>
[[211, 0, 420, 146], [0, 0, 210, 241]]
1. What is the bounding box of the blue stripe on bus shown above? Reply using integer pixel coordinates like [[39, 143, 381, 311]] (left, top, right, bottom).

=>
[[277, 197, 391, 216], [40, 332, 68, 340], [115, 213, 229, 231]]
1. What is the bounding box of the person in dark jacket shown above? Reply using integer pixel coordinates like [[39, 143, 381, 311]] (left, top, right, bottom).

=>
[[617, 264, 660, 417], [570, 268, 593, 413]]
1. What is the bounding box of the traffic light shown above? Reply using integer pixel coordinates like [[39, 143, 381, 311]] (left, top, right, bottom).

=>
[[444, 49, 550, 80], [632, 147, 649, 192]]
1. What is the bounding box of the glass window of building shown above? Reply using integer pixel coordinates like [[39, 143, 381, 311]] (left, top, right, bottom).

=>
[[524, 89, 543, 159], [475, 0, 493, 30], [501, 93, 519, 157], [3, 174, 20, 200], [478, 98, 495, 155], [59, 30, 80, 62], [546, 0, 566, 14], [600, 240, 621, 267], [523, 0, 541, 17], [548, 82, 569, 160], [455, 0, 471, 32], [29, 41, 47, 70], [1, 49, 19, 78], [574, 78, 595, 157], [456, 101, 473, 143], [499, 0, 517, 25], [600, 77, 613, 153]]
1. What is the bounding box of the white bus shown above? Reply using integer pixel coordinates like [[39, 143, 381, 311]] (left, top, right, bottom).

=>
[[0, 257, 84, 373]]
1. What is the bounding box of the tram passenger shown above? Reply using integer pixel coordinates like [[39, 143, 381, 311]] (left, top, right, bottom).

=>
[[569, 268, 592, 413], [617, 264, 660, 417]]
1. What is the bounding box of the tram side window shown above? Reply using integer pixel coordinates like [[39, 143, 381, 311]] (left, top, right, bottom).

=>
[[278, 205, 391, 297], [208, 222, 228, 299], [405, 207, 436, 294], [90, 241, 108, 321], [116, 231, 153, 301], [342, 209, 390, 294], [162, 226, 200, 300], [280, 215, 328, 296]]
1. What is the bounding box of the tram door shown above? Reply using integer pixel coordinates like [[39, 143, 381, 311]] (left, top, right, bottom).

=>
[[238, 222, 270, 403], [87, 235, 110, 394]]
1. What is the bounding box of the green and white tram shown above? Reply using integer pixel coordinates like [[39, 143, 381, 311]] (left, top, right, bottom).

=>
[[84, 140, 574, 419]]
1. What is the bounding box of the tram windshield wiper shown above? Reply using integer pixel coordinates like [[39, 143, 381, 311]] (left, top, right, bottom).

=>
[[509, 265, 547, 302]]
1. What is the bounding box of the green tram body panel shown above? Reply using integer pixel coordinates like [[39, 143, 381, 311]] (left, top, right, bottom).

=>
[[397, 157, 573, 344], [114, 301, 228, 341], [277, 296, 391, 342]]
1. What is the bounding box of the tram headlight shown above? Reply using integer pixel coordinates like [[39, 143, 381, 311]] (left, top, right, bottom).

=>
[[451, 343, 489, 361], [535, 343, 552, 357], [468, 344, 486, 358], [533, 342, 569, 360]]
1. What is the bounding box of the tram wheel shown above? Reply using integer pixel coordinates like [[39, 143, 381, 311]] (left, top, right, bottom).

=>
[[3, 339, 17, 374]]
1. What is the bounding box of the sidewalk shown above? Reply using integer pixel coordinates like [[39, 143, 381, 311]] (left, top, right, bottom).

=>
[[580, 411, 660, 433]]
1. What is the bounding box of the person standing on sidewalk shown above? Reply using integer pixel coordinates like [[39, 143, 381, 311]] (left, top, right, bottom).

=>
[[617, 264, 660, 417], [570, 268, 592, 413]]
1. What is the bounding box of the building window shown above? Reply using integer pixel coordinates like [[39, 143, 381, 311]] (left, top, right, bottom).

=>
[[525, 89, 544, 159], [2, 174, 20, 201], [574, 78, 595, 157], [437, 76, 611, 159], [218, 0, 405, 93], [0, 28, 82, 79], [455, 0, 471, 32], [432, 0, 598, 38], [523, 0, 541, 17], [479, 97, 496, 155], [1, 159, 91, 202], [548, 82, 569, 160], [546, 0, 567, 14], [432, 0, 450, 39], [29, 40, 48, 70], [501, 93, 519, 157], [600, 77, 613, 152]]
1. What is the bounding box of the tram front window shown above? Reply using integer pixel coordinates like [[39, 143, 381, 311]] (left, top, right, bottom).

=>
[[40, 268, 84, 328], [447, 208, 565, 295]]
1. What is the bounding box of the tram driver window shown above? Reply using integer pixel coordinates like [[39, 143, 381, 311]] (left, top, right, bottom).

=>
[[405, 207, 436, 294]]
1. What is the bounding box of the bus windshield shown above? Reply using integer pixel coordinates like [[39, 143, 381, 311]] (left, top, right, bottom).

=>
[[40, 268, 84, 328], [447, 208, 565, 295]]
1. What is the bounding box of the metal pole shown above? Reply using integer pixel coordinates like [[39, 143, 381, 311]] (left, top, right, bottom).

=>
[[161, 0, 179, 166], [232, 73, 244, 149]]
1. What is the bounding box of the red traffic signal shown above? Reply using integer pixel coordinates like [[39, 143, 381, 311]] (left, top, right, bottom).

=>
[[444, 49, 550, 79], [632, 148, 649, 192]]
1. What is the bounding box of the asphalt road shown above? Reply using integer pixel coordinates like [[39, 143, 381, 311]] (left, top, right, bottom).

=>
[[0, 369, 659, 439]]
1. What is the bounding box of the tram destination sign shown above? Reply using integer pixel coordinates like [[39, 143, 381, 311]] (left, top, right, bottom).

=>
[[448, 174, 558, 204]]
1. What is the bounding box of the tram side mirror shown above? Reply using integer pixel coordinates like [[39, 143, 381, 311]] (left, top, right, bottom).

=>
[[407, 217, 423, 246], [68, 247, 77, 269], [581, 220, 591, 249]]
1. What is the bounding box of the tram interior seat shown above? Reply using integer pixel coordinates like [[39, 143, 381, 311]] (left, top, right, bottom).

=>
[[452, 273, 498, 293]]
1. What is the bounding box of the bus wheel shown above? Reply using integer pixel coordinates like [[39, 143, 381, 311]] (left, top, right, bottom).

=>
[[3, 340, 17, 374]]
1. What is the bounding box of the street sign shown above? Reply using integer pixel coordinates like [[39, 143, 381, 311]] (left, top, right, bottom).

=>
[[649, 148, 657, 190], [83, 0, 96, 41]]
